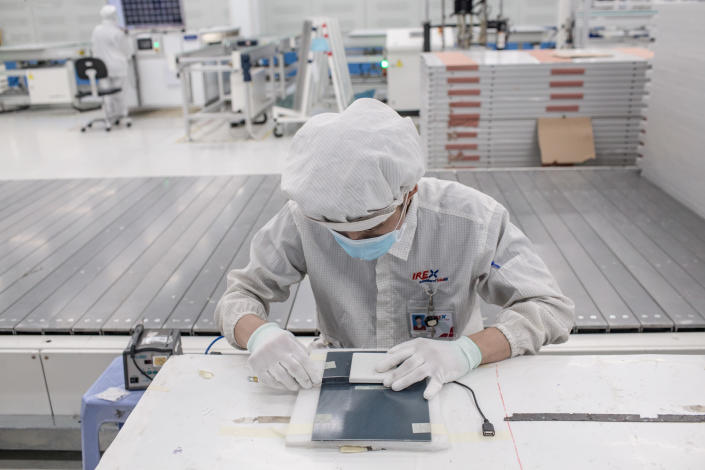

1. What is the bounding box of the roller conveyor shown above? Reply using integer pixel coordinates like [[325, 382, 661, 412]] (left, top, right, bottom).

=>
[[1, 169, 704, 336]]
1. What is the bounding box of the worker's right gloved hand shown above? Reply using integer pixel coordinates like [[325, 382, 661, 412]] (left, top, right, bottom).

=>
[[247, 322, 322, 392]]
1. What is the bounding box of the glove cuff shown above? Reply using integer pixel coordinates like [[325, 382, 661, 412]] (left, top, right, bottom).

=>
[[247, 322, 282, 353], [456, 336, 483, 372]]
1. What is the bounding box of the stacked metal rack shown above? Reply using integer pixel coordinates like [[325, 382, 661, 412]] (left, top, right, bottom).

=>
[[420, 48, 652, 168], [175, 37, 296, 141]]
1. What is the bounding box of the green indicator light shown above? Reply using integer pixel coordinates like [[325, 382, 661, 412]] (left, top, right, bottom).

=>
[[380, 59, 389, 69], [153, 41, 160, 48]]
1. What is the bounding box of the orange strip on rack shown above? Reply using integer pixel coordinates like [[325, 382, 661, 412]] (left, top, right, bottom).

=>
[[550, 81, 584, 88], [448, 117, 480, 127], [449, 153, 480, 161], [551, 68, 585, 75], [550, 93, 584, 100], [449, 114, 480, 126], [448, 89, 481, 96], [448, 77, 480, 84], [452, 131, 478, 138], [450, 102, 481, 108], [435, 51, 479, 71], [446, 144, 479, 150], [546, 105, 580, 112]]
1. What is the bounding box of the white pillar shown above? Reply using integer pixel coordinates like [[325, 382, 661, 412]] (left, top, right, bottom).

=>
[[229, 0, 260, 36]]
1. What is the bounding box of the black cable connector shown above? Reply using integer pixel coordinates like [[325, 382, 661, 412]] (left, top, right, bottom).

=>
[[482, 420, 495, 437], [452, 381, 495, 438]]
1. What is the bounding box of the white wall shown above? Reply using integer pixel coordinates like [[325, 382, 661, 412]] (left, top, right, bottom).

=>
[[0, 0, 98, 45], [0, 0, 562, 46], [229, 0, 261, 36], [640, 3, 705, 219], [253, 0, 561, 36], [0, 0, 231, 46], [497, 0, 559, 26], [182, 0, 230, 31]]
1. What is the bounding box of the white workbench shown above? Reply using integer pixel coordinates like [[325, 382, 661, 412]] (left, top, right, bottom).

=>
[[97, 353, 705, 469]]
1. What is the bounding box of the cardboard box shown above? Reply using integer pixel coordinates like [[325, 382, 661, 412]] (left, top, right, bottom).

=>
[[538, 116, 596, 165]]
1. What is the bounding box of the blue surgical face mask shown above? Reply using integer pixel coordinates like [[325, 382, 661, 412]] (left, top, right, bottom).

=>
[[329, 226, 404, 260], [329, 198, 409, 261]]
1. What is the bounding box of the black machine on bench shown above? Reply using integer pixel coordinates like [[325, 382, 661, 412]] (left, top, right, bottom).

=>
[[123, 324, 182, 390]]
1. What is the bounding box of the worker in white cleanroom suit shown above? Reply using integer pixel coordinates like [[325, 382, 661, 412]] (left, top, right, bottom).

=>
[[91, 5, 131, 124], [215, 98, 575, 398]]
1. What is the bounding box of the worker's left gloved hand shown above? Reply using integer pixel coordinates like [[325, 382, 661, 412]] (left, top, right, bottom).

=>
[[375, 337, 483, 399]]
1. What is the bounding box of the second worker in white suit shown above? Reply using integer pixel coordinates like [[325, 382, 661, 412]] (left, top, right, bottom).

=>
[[215, 98, 575, 399], [91, 5, 132, 123]]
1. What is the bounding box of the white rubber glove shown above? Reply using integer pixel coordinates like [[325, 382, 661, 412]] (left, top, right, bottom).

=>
[[247, 322, 322, 391], [375, 337, 483, 399]]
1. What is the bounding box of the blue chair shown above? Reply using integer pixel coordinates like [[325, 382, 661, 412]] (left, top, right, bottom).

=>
[[81, 356, 144, 470]]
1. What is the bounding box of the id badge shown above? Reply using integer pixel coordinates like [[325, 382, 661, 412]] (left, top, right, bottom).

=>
[[407, 300, 456, 339]]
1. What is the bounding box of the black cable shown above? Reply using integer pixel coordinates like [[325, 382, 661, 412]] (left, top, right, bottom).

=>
[[453, 381, 495, 436], [453, 380, 487, 421]]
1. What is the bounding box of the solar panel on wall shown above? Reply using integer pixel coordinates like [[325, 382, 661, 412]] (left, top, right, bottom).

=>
[[121, 0, 184, 28]]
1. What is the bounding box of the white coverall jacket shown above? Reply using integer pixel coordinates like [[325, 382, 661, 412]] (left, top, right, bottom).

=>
[[215, 177, 575, 355], [91, 20, 130, 78]]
